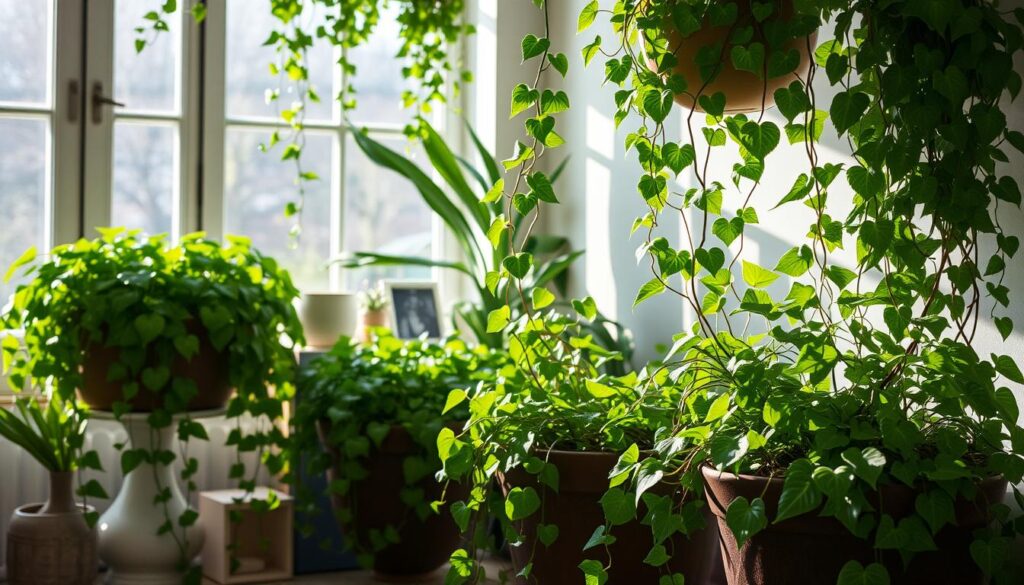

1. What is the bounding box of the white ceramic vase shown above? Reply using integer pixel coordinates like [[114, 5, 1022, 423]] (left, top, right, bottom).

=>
[[298, 292, 358, 349], [97, 414, 205, 585]]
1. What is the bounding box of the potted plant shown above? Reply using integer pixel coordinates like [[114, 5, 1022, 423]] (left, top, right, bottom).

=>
[[580, 0, 1024, 583], [291, 330, 509, 579], [439, 311, 723, 584], [358, 284, 389, 343], [1, 396, 96, 585], [2, 229, 304, 583]]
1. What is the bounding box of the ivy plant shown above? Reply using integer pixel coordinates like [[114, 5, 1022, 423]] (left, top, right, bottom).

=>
[[290, 331, 510, 567], [574, 0, 1024, 582], [2, 229, 304, 584]]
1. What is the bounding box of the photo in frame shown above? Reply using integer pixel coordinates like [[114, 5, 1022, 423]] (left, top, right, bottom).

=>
[[384, 281, 442, 340]]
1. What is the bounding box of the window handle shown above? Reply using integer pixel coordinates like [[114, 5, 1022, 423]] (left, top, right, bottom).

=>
[[91, 81, 125, 124]]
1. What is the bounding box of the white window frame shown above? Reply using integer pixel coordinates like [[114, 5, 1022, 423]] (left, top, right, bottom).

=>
[[81, 0, 202, 239]]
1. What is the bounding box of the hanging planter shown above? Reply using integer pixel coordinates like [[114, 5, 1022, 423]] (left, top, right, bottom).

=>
[[645, 0, 818, 114]]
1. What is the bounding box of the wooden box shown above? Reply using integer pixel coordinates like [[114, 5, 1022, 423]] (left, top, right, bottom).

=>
[[200, 488, 294, 584]]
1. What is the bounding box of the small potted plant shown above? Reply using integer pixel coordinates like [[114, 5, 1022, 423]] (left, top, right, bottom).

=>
[[292, 330, 509, 579], [1, 396, 96, 585], [2, 229, 304, 583], [358, 284, 389, 343]]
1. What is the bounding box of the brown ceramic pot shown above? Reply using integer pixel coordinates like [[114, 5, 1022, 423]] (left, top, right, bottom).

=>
[[5, 471, 97, 585], [79, 321, 231, 412], [501, 450, 724, 584], [317, 421, 468, 579], [702, 465, 1008, 585], [652, 1, 817, 113]]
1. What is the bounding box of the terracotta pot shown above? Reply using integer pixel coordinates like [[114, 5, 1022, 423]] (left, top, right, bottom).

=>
[[79, 321, 231, 412], [6, 471, 97, 585], [702, 465, 1008, 585], [317, 421, 468, 579], [501, 450, 724, 584], [361, 310, 389, 344], [651, 1, 817, 113]]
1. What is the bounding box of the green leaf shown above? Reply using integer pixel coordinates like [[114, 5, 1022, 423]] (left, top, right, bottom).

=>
[[578, 1, 599, 32], [526, 172, 558, 203], [995, 317, 1013, 340], [503, 253, 533, 279], [970, 537, 1009, 574], [643, 544, 670, 567], [642, 89, 673, 124], [742, 261, 779, 288], [775, 459, 821, 523], [725, 496, 767, 547], [841, 447, 886, 489], [993, 354, 1024, 384], [539, 90, 570, 117], [830, 91, 869, 136], [532, 287, 556, 310], [521, 35, 550, 61], [442, 389, 467, 415], [730, 42, 765, 75], [915, 490, 954, 534], [600, 488, 636, 525], [582, 36, 602, 66], [133, 313, 166, 344], [511, 84, 539, 118], [634, 278, 666, 307], [713, 217, 745, 246], [578, 560, 608, 585], [121, 449, 147, 475], [734, 121, 780, 160], [537, 523, 559, 546], [837, 561, 890, 585], [504, 487, 541, 521], [775, 246, 813, 277], [547, 53, 569, 77], [4, 246, 35, 283], [486, 306, 511, 333]]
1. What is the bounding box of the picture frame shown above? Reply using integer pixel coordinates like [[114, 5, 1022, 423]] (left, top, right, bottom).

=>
[[383, 280, 443, 340]]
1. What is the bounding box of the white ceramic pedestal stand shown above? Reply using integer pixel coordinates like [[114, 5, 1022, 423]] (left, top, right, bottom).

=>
[[94, 408, 225, 585]]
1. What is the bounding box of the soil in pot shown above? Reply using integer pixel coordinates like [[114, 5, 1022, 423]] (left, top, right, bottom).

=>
[[702, 465, 1008, 585], [317, 422, 468, 579], [79, 321, 231, 412], [5, 471, 97, 585], [652, 0, 817, 114], [502, 450, 724, 585]]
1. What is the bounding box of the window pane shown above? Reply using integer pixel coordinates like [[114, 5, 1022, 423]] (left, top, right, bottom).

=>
[[115, 0, 180, 113], [0, 0, 52, 104], [343, 134, 432, 288], [225, 0, 334, 122], [0, 118, 48, 304], [111, 122, 176, 235], [224, 128, 333, 291], [347, 4, 412, 126]]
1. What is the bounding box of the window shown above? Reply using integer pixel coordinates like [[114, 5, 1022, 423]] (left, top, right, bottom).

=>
[[206, 0, 437, 291], [0, 0, 80, 304], [0, 0, 442, 304]]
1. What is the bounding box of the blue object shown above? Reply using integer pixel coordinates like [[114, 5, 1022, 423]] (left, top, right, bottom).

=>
[[293, 350, 361, 574]]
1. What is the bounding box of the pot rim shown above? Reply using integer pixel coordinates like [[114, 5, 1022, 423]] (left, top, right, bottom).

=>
[[700, 461, 1006, 488], [14, 502, 96, 517]]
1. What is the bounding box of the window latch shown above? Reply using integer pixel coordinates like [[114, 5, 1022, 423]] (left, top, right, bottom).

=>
[[91, 81, 125, 124]]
